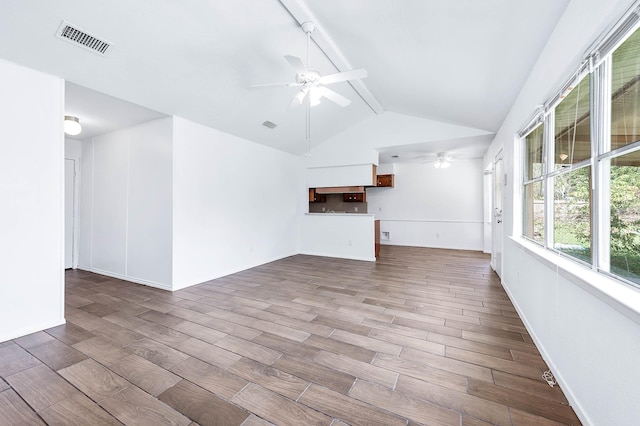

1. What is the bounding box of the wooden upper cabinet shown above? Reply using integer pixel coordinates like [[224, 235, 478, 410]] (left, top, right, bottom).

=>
[[376, 174, 395, 187], [343, 192, 366, 202], [308, 188, 326, 203], [372, 165, 377, 186]]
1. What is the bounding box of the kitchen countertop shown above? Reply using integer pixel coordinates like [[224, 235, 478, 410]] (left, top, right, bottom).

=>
[[305, 212, 375, 217]]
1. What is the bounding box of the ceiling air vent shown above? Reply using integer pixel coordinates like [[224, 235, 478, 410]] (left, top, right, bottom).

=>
[[262, 121, 277, 129], [55, 20, 113, 56]]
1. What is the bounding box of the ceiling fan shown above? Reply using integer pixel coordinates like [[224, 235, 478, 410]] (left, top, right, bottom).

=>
[[430, 152, 455, 168], [249, 22, 368, 139], [412, 152, 456, 168]]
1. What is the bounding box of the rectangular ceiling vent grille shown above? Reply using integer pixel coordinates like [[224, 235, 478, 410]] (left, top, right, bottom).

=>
[[262, 121, 277, 129], [55, 20, 113, 56]]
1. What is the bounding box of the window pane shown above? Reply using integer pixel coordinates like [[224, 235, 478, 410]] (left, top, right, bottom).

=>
[[554, 166, 591, 263], [524, 125, 544, 181], [524, 181, 544, 243], [611, 28, 640, 151], [609, 150, 640, 284], [554, 76, 591, 169]]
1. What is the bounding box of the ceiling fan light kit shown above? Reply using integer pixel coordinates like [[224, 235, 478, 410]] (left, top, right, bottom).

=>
[[249, 21, 368, 139]]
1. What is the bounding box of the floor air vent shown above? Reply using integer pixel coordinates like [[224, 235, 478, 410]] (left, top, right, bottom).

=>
[[262, 121, 277, 129], [55, 20, 113, 56]]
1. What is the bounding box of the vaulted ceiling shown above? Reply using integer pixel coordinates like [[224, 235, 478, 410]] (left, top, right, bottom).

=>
[[0, 0, 570, 157]]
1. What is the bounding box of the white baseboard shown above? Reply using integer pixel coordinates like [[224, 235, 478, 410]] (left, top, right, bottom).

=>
[[298, 251, 376, 262], [75, 266, 172, 291], [0, 317, 66, 343]]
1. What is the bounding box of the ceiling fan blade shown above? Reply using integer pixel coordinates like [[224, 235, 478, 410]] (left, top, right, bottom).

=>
[[317, 87, 351, 107], [284, 55, 307, 75], [319, 68, 367, 85], [288, 88, 309, 109], [248, 82, 301, 89]]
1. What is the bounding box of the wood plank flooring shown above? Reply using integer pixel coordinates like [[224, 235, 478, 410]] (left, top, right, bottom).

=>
[[0, 246, 581, 425]]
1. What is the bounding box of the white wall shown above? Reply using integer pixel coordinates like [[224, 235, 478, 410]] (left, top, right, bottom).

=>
[[307, 164, 375, 188], [305, 110, 490, 253], [172, 116, 303, 290], [367, 160, 484, 251], [485, 0, 640, 424], [0, 60, 65, 342], [301, 214, 376, 261], [79, 117, 173, 289], [78, 115, 302, 291], [377, 163, 395, 175], [65, 138, 82, 159]]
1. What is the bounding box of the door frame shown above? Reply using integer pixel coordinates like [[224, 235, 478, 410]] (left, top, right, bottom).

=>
[[64, 157, 80, 269], [491, 149, 504, 277]]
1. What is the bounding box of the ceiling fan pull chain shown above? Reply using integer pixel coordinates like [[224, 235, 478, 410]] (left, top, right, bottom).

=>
[[306, 103, 311, 140], [303, 22, 313, 140]]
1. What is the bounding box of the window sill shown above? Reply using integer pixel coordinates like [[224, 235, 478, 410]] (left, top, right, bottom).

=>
[[509, 236, 640, 326]]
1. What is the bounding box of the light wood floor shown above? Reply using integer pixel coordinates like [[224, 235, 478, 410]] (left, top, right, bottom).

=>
[[0, 246, 581, 425]]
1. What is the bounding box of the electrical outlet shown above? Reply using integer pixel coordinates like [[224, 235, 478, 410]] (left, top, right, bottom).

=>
[[436, 233, 440, 238], [322, 207, 325, 212], [354, 207, 358, 212], [348, 240, 352, 246]]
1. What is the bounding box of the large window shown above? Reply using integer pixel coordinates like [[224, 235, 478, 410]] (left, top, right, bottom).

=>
[[523, 125, 545, 243], [611, 27, 640, 151], [553, 74, 592, 263], [554, 75, 591, 169], [520, 22, 640, 287], [607, 29, 640, 283], [553, 166, 591, 263], [608, 154, 640, 281]]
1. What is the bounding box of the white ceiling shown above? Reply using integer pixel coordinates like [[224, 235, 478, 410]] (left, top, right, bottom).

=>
[[377, 134, 497, 164], [0, 0, 570, 158], [65, 83, 166, 140]]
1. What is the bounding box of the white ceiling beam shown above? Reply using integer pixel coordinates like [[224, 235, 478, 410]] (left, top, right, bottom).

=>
[[278, 0, 385, 114]]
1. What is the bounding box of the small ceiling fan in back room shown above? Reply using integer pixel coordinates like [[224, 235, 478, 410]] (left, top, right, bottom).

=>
[[249, 22, 368, 140], [406, 152, 457, 168]]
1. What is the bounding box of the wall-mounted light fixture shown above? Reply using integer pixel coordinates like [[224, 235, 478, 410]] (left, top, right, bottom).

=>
[[64, 115, 82, 135]]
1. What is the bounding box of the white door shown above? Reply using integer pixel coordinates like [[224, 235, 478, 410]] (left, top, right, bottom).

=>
[[64, 159, 75, 269], [491, 150, 504, 277]]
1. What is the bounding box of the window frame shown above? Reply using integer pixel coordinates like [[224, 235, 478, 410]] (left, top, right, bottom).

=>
[[522, 122, 546, 246], [518, 14, 640, 289]]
